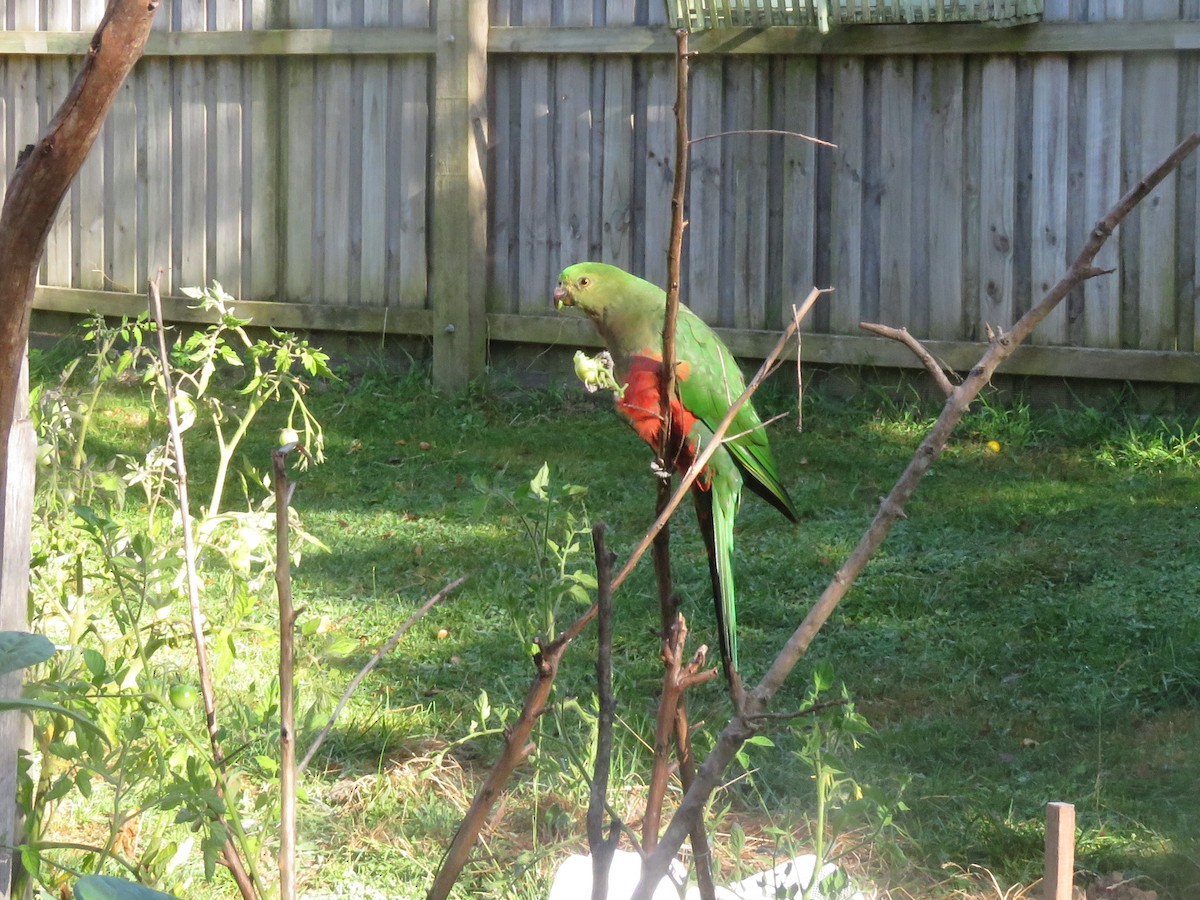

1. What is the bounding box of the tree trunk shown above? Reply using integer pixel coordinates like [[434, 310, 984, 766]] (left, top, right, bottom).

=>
[[0, 0, 160, 890]]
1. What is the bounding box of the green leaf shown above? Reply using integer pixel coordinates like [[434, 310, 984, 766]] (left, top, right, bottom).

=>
[[0, 698, 109, 746], [74, 875, 182, 900], [82, 648, 106, 680], [202, 829, 222, 879], [46, 772, 75, 802], [75, 768, 94, 799], [255, 754, 279, 775], [568, 570, 598, 589], [529, 462, 550, 499], [20, 845, 40, 883], [218, 344, 243, 367], [0, 632, 55, 677], [812, 660, 835, 694], [319, 635, 362, 660]]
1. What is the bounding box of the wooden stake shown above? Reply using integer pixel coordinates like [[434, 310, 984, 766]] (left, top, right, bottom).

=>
[[1045, 801, 1076, 900], [273, 447, 297, 900]]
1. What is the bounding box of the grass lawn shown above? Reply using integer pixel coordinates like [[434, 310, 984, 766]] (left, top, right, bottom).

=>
[[30, 354, 1200, 899]]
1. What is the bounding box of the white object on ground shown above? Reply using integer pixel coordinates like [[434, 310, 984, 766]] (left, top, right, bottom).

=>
[[721, 854, 868, 900], [548, 851, 868, 900]]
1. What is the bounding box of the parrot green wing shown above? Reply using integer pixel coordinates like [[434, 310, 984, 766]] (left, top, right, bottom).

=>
[[674, 308, 799, 523]]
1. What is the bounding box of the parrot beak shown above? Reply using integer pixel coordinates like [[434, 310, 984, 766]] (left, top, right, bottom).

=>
[[552, 283, 572, 309]]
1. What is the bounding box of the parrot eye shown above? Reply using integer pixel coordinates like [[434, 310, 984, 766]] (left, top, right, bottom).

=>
[[579, 277, 590, 287]]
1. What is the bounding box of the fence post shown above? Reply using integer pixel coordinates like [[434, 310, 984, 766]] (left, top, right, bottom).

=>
[[430, 0, 488, 392], [1045, 801, 1076, 900]]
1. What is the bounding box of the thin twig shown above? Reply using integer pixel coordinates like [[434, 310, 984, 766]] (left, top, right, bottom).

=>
[[644, 23, 691, 857], [148, 272, 257, 900], [658, 28, 689, 466], [689, 129, 837, 150], [628, 131, 1200, 900], [796, 314, 804, 433], [672, 681, 715, 900], [742, 697, 850, 725], [300, 575, 465, 772], [588, 524, 620, 900], [859, 322, 956, 397]]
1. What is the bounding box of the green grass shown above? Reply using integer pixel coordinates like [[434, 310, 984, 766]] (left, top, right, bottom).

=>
[[33, 361, 1200, 899]]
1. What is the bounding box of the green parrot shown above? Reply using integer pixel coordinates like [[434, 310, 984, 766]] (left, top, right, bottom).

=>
[[553, 262, 798, 681]]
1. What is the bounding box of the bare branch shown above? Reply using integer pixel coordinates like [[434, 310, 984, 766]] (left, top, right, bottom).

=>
[[629, 130, 1200, 900], [273, 445, 298, 900], [690, 129, 837, 150], [743, 697, 850, 726], [427, 596, 577, 900], [859, 322, 956, 398], [588, 525, 620, 900], [659, 28, 690, 470]]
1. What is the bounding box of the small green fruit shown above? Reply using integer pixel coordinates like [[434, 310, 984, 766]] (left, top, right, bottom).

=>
[[168, 683, 199, 710], [279, 428, 300, 446]]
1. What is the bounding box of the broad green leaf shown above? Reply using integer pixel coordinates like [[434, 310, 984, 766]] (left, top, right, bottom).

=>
[[255, 754, 279, 775], [529, 462, 550, 499], [812, 660, 835, 693], [74, 875, 182, 900], [82, 648, 106, 680], [0, 632, 55, 677]]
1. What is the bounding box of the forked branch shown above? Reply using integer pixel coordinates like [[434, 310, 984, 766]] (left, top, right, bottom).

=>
[[858, 322, 956, 398]]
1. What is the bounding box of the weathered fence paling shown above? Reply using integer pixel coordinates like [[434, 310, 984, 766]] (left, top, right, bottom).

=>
[[2, 0, 1198, 389]]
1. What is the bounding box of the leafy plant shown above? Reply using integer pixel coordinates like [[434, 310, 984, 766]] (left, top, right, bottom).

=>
[[787, 664, 906, 900], [472, 462, 594, 644], [22, 288, 332, 898]]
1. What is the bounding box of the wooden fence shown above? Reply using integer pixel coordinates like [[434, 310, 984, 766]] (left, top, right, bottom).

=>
[[2, 0, 1199, 390]]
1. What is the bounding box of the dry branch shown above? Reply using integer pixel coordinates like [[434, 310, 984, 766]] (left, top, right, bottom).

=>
[[427, 609, 579, 900], [587, 525, 620, 900], [689, 129, 837, 150], [641, 34, 718, 897], [272, 446, 298, 900], [858, 322, 956, 398], [658, 28, 689, 458], [628, 131, 1200, 900]]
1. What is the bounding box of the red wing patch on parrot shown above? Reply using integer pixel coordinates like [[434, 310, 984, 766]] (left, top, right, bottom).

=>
[[615, 354, 713, 490]]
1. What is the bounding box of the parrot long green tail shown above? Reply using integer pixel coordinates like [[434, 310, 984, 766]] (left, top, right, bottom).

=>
[[692, 469, 742, 680]]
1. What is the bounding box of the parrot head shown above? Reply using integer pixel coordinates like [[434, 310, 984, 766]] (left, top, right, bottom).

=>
[[554, 262, 666, 357], [553, 262, 626, 315]]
